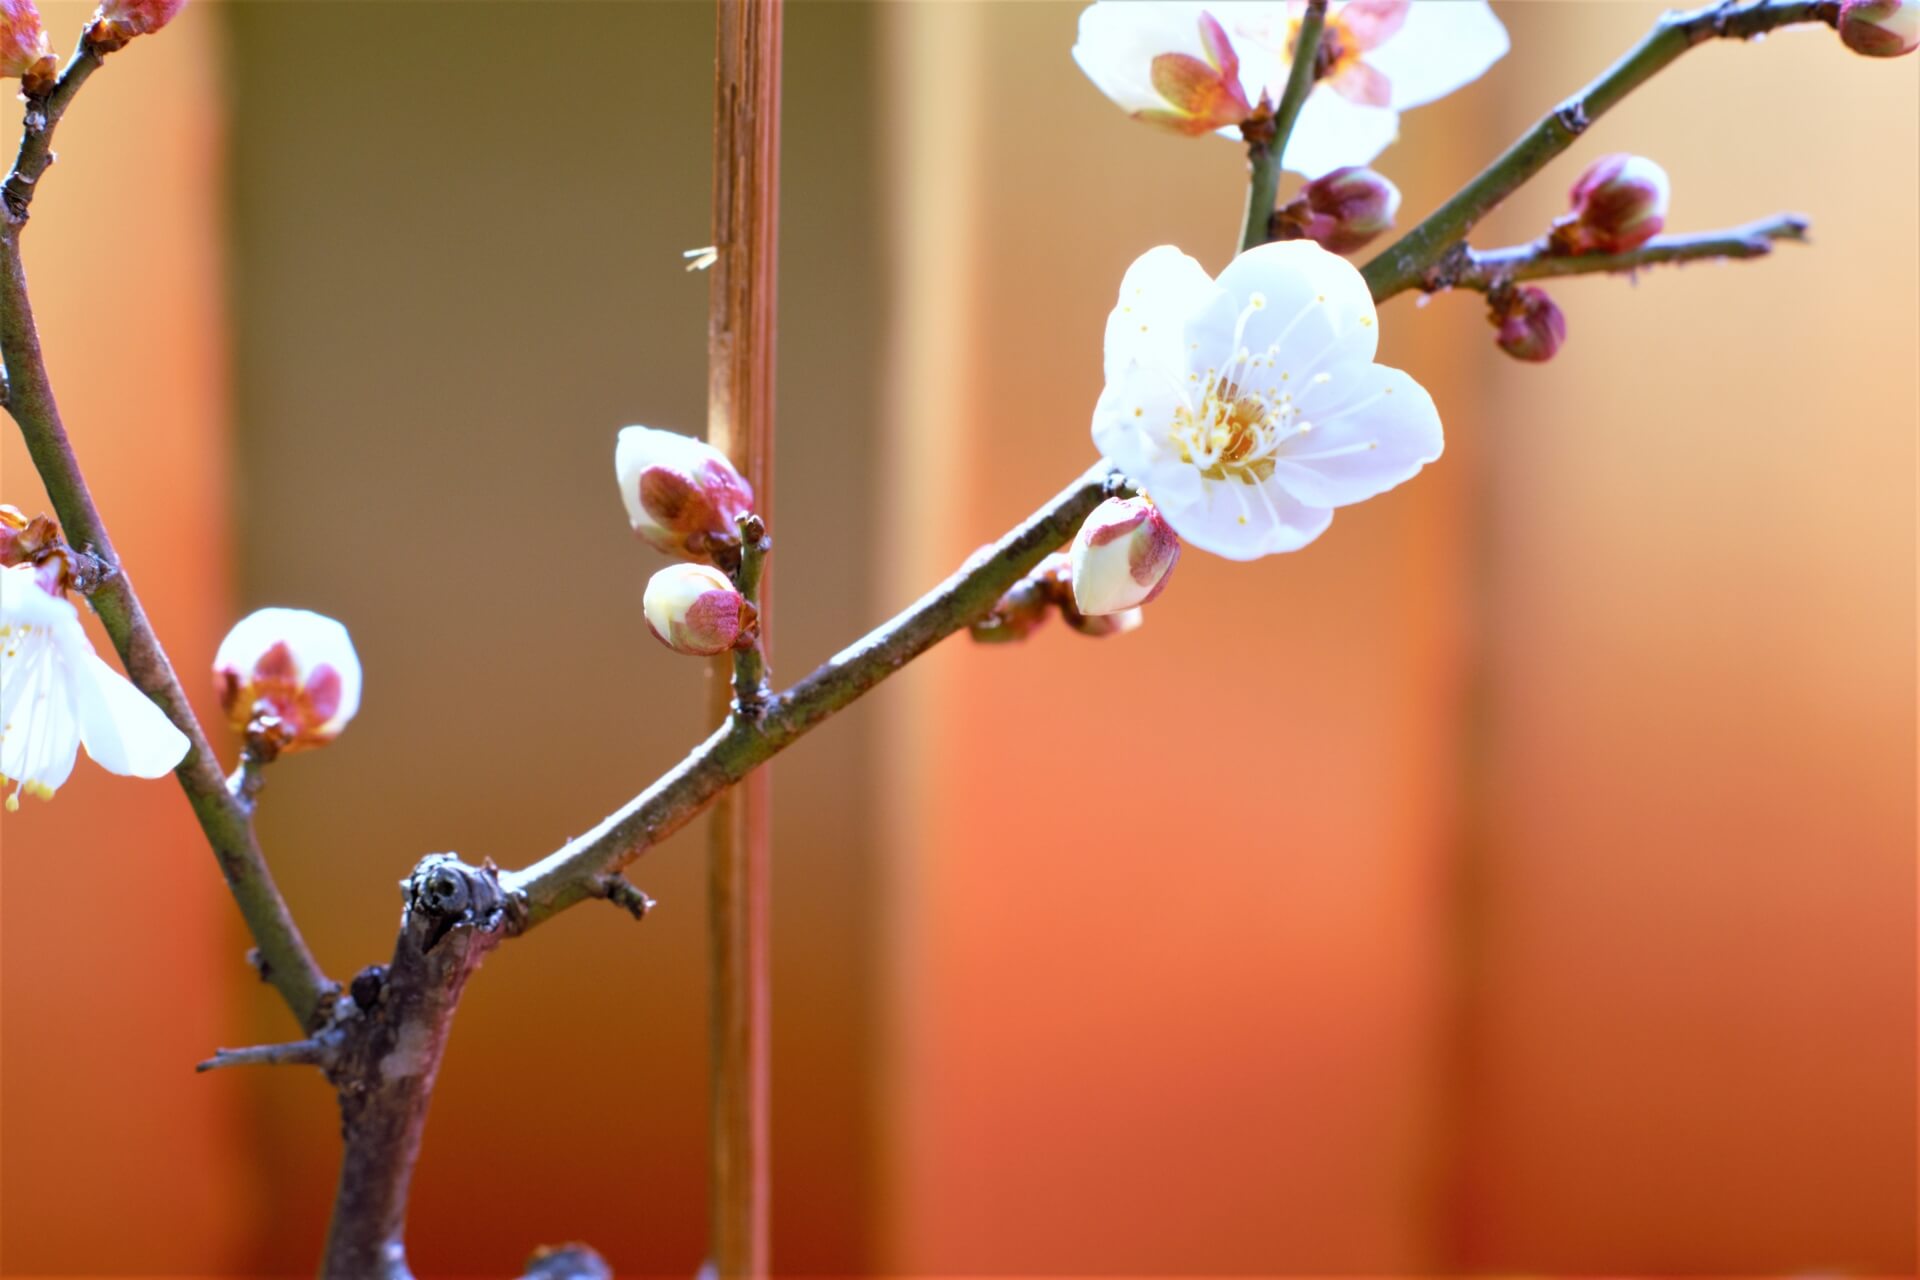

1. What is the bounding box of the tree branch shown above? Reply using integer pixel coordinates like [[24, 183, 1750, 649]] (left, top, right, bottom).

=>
[[320, 856, 519, 1279], [4, 37, 104, 221], [0, 42, 335, 1030], [502, 464, 1127, 928], [1417, 213, 1810, 295], [1361, 0, 1841, 301], [1239, 0, 1325, 255], [196, 1037, 331, 1073]]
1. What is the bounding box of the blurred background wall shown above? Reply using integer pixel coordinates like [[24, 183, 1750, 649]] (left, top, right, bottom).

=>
[[1, 2, 1912, 1276]]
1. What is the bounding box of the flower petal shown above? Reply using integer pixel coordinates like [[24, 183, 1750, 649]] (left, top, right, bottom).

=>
[[1278, 84, 1400, 175], [1338, 0, 1411, 50], [74, 651, 189, 779], [1365, 0, 1509, 110], [1199, 239, 1382, 374], [1103, 245, 1225, 384], [0, 629, 80, 798], [1075, 1, 1283, 127], [1159, 474, 1335, 560], [1270, 361, 1442, 507]]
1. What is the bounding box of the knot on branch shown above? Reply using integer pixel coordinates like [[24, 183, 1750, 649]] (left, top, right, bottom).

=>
[[403, 853, 522, 952], [522, 1244, 612, 1280]]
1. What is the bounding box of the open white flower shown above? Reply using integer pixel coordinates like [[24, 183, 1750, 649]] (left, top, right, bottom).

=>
[[1073, 1, 1509, 176], [0, 564, 188, 809], [1091, 240, 1442, 560], [1072, 3, 1283, 136]]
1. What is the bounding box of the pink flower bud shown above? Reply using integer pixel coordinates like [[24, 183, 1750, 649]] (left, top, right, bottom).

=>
[[1838, 0, 1920, 55], [969, 575, 1052, 645], [1068, 497, 1181, 616], [1490, 287, 1566, 364], [1293, 167, 1401, 255], [1554, 154, 1670, 254], [643, 563, 756, 657], [85, 0, 185, 51], [214, 608, 362, 751], [615, 425, 755, 564], [0, 0, 54, 89]]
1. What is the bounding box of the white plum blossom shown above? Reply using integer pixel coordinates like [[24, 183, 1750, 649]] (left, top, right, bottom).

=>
[[1072, 1, 1510, 176], [1091, 240, 1442, 560], [1073, 3, 1282, 136], [213, 607, 362, 751], [0, 564, 188, 809]]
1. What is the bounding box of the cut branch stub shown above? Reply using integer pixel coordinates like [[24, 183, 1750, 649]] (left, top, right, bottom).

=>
[[318, 855, 519, 1280]]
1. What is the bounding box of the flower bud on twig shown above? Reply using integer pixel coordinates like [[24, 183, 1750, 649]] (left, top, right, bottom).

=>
[[84, 0, 186, 53], [1550, 153, 1670, 255], [643, 563, 757, 657], [213, 608, 362, 754], [1272, 167, 1401, 255], [615, 425, 756, 565], [1837, 0, 1919, 55], [1, 0, 54, 95], [1489, 286, 1566, 364], [1068, 496, 1180, 616]]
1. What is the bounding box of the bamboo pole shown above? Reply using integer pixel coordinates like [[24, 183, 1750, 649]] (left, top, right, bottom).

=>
[[705, 3, 781, 1276]]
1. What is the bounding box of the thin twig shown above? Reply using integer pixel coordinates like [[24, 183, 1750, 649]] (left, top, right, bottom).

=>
[[1428, 214, 1809, 293], [502, 465, 1128, 928], [1241, 0, 1327, 255], [729, 513, 772, 716], [0, 42, 336, 1030], [1362, 0, 1841, 301], [196, 1038, 330, 1073], [4, 36, 104, 221]]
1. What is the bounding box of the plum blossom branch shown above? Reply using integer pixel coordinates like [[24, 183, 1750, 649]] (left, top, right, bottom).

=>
[[1239, 0, 1325, 254], [4, 36, 102, 219], [0, 46, 335, 1029], [503, 465, 1129, 929], [1361, 0, 1842, 301], [195, 1036, 331, 1073], [1421, 213, 1810, 294], [728, 513, 771, 717], [1251, 0, 1328, 221]]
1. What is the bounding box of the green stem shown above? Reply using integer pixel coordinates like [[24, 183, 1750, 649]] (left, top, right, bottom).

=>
[[1361, 0, 1840, 300], [1240, 0, 1326, 254], [1, 43, 335, 1029]]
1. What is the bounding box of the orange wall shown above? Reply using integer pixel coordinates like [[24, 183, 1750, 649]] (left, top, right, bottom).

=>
[[1, 3, 1912, 1276], [0, 2, 247, 1273], [879, 2, 1915, 1275]]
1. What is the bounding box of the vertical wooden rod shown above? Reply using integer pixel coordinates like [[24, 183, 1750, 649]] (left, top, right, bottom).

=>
[[706, 2, 780, 1277]]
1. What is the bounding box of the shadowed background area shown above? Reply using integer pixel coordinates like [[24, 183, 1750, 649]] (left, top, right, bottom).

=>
[[1, 1, 1913, 1276]]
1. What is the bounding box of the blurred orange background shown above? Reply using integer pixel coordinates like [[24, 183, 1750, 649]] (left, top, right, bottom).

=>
[[1, 2, 1913, 1276]]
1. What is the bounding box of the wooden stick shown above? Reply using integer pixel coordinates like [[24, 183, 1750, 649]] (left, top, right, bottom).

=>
[[705, 4, 782, 1275]]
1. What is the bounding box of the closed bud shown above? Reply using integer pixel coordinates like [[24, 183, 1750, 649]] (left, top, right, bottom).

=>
[[969, 575, 1052, 645], [1490, 286, 1567, 364], [1553, 154, 1670, 254], [1, 0, 54, 92], [1069, 496, 1180, 616], [1288, 167, 1402, 255], [643, 563, 756, 657], [1838, 0, 1920, 55], [85, 0, 186, 52], [214, 608, 362, 752], [615, 426, 755, 564]]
